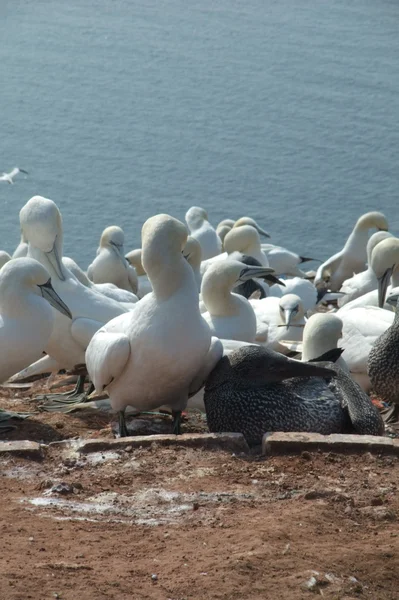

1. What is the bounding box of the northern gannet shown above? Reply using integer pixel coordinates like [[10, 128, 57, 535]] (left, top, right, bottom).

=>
[[185, 206, 222, 260], [0, 167, 28, 184], [314, 212, 389, 291], [86, 214, 221, 436]]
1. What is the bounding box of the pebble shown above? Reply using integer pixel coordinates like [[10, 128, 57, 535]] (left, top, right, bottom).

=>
[[151, 574, 158, 581]]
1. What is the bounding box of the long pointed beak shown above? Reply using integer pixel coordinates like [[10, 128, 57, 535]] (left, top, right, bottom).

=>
[[45, 241, 65, 281], [254, 225, 270, 239], [39, 279, 72, 319], [110, 241, 125, 260], [378, 266, 394, 308], [284, 308, 294, 329], [238, 266, 274, 282]]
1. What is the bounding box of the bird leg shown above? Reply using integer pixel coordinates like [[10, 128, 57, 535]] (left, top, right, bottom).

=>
[[118, 410, 129, 437], [172, 410, 182, 435], [38, 375, 93, 411]]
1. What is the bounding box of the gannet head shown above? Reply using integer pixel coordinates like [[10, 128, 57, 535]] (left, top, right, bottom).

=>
[[183, 236, 202, 269], [216, 224, 232, 246], [142, 214, 188, 275], [125, 248, 146, 276], [234, 216, 270, 238], [217, 218, 235, 229], [356, 211, 388, 232], [201, 259, 275, 315], [303, 313, 343, 347], [100, 226, 125, 251], [278, 294, 304, 329], [185, 206, 209, 232], [0, 257, 72, 318], [370, 237, 399, 307], [20, 196, 65, 281], [223, 225, 261, 255], [366, 230, 393, 263]]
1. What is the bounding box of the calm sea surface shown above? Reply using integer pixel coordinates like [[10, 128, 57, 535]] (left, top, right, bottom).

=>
[[1, 0, 399, 267]]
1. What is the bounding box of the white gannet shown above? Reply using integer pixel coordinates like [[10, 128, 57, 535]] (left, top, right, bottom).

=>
[[339, 306, 395, 391], [20, 196, 129, 402], [87, 226, 138, 294], [125, 248, 153, 298], [0, 167, 28, 184], [250, 293, 306, 352], [201, 259, 276, 342], [0, 258, 71, 382], [12, 231, 28, 258], [338, 231, 393, 307], [62, 257, 138, 306], [314, 211, 389, 291], [337, 236, 399, 313], [183, 236, 202, 291], [185, 206, 222, 260], [223, 225, 269, 267], [86, 214, 222, 435], [0, 251, 11, 270]]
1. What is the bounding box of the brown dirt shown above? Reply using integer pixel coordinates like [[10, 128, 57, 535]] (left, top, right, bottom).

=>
[[0, 377, 398, 600]]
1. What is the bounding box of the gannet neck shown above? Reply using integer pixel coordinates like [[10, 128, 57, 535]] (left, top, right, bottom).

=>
[[344, 212, 389, 255], [142, 214, 197, 301], [355, 211, 388, 232], [371, 238, 399, 279], [301, 313, 343, 362]]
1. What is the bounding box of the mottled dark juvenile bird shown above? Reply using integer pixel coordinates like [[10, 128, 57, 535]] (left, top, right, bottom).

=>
[[205, 345, 384, 446]]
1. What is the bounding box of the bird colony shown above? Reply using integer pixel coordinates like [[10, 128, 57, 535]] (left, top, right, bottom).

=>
[[1, 197, 397, 446]]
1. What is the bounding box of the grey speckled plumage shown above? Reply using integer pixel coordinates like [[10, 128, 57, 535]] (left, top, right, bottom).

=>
[[367, 300, 399, 405], [204, 346, 384, 446]]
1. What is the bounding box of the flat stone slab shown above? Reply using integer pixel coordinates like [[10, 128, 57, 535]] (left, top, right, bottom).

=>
[[75, 433, 249, 454], [262, 432, 399, 456], [0, 440, 44, 459]]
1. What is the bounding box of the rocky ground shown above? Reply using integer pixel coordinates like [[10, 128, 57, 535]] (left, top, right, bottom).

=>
[[0, 376, 398, 600]]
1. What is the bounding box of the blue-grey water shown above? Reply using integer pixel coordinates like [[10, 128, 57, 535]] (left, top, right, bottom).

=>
[[1, 0, 399, 268]]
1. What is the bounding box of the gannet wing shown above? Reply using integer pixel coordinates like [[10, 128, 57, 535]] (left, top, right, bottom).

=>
[[71, 317, 106, 349], [315, 250, 344, 283], [8, 168, 19, 178], [85, 330, 131, 393], [188, 337, 223, 397]]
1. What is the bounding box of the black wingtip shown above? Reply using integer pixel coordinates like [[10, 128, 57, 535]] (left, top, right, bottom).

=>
[[299, 256, 321, 264], [309, 347, 344, 363]]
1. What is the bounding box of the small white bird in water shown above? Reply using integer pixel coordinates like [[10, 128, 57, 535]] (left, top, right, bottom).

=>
[[0, 167, 28, 184]]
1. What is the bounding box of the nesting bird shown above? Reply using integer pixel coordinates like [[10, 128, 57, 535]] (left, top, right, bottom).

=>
[[204, 345, 384, 446]]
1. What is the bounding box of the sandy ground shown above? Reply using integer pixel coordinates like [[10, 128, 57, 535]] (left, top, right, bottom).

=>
[[0, 377, 398, 600]]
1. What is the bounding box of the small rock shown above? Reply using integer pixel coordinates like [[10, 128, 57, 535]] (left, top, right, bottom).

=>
[[124, 446, 133, 453], [50, 483, 74, 495], [151, 574, 158, 581], [193, 502, 199, 511], [301, 451, 312, 461], [72, 482, 83, 491], [28, 537, 34, 542]]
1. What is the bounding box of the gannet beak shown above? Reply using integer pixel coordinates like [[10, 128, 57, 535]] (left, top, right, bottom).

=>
[[386, 292, 399, 308], [238, 266, 273, 282], [254, 225, 270, 238], [110, 241, 125, 259], [283, 308, 294, 329], [377, 266, 394, 308], [39, 279, 72, 319], [45, 240, 65, 281]]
